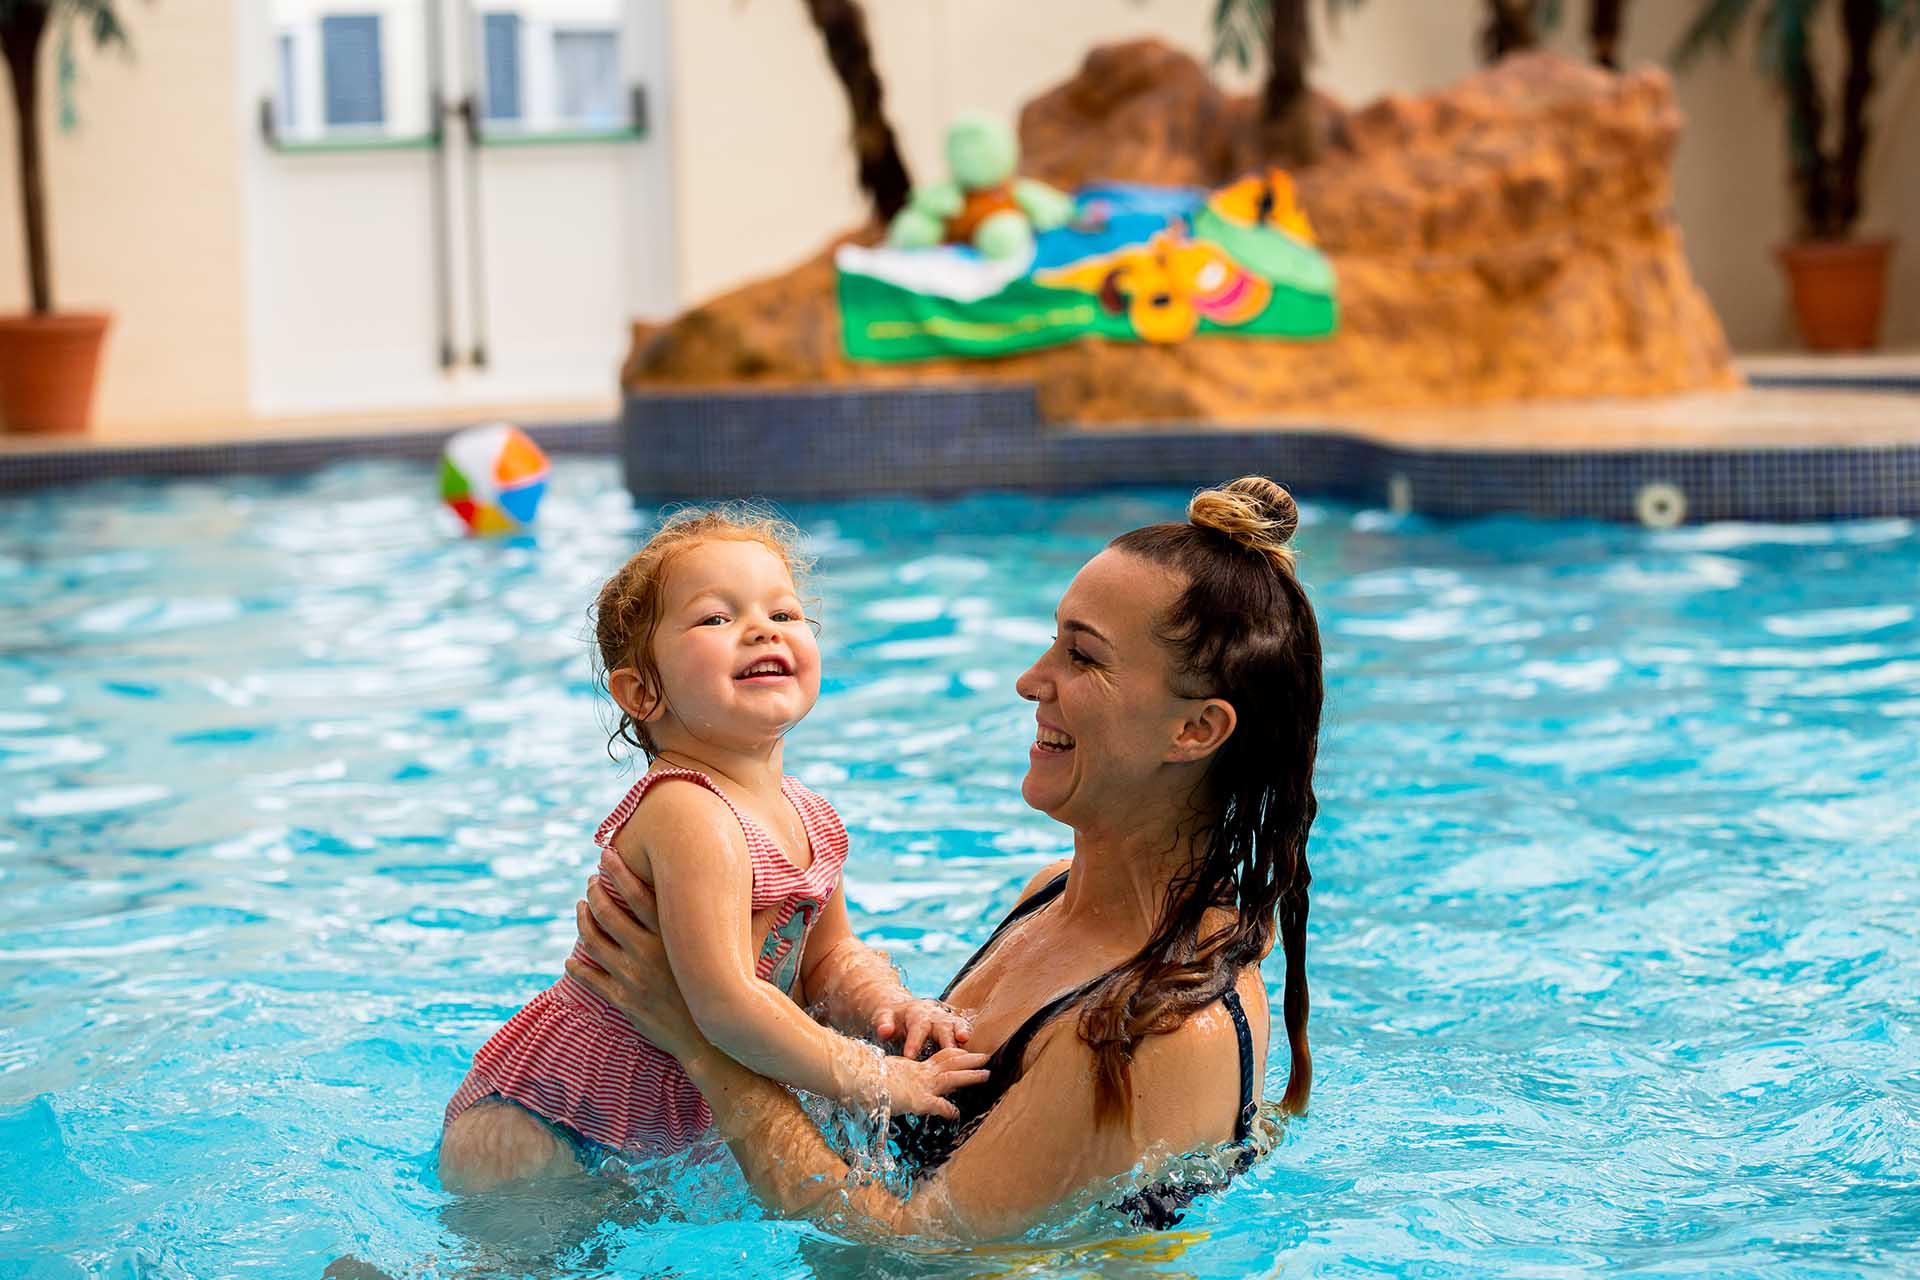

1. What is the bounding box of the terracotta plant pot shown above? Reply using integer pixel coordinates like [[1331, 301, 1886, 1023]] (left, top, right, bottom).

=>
[[1775, 238, 1895, 352], [0, 311, 112, 433]]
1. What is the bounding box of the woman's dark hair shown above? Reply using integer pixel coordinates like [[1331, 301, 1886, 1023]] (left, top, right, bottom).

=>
[[1081, 475, 1323, 1124]]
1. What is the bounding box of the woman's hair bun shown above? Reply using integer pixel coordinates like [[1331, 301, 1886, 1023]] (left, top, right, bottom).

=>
[[1187, 476, 1299, 573]]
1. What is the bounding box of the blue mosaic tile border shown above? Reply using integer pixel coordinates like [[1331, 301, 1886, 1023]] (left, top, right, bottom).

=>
[[622, 385, 1920, 524], [7, 390, 1916, 525], [1748, 370, 1920, 396], [0, 419, 615, 495]]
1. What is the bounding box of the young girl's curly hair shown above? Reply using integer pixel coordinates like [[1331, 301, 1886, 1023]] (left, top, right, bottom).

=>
[[592, 505, 811, 759]]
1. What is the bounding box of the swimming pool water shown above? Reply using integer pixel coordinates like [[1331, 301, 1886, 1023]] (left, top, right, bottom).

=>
[[3, 461, 1917, 1278]]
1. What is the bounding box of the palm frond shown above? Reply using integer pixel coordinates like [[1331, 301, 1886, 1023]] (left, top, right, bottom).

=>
[[1759, 0, 1823, 80], [1319, 0, 1367, 38], [1211, 0, 1269, 71], [1887, 0, 1920, 43], [1671, 0, 1765, 66], [63, 0, 131, 49], [1208, 0, 1375, 65]]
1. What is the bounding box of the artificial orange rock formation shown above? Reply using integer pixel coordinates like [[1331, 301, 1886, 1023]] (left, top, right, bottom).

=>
[[623, 43, 1736, 422]]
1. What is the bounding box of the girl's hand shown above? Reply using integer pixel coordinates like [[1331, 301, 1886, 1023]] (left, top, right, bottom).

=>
[[874, 998, 974, 1061], [881, 1047, 992, 1121], [566, 873, 702, 1059]]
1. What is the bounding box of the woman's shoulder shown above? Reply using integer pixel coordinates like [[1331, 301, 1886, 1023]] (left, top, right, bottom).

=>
[[1066, 969, 1263, 1069], [1014, 858, 1073, 906], [1028, 967, 1264, 1140], [967, 982, 1253, 1183]]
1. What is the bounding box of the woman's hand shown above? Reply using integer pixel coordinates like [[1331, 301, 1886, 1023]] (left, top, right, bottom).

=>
[[564, 854, 704, 1059]]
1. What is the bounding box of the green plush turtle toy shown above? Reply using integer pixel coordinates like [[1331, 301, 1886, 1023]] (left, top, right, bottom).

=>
[[886, 113, 1075, 260]]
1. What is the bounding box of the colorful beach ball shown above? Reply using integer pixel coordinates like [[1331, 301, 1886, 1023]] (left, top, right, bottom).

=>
[[440, 423, 549, 536]]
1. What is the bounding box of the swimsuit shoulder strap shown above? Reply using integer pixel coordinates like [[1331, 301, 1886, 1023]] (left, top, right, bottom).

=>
[[937, 869, 1069, 1001], [942, 868, 1258, 1142], [1221, 986, 1257, 1143], [986, 971, 1258, 1134]]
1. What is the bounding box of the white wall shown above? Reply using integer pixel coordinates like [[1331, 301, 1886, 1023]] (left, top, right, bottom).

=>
[[0, 3, 253, 428]]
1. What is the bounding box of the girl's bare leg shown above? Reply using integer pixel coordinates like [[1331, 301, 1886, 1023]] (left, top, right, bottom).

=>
[[438, 1099, 583, 1193]]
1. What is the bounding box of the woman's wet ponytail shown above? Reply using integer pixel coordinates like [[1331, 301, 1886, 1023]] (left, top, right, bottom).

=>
[[1078, 476, 1322, 1123]]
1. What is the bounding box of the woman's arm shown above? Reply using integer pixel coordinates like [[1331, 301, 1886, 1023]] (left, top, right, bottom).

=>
[[570, 857, 1245, 1240], [671, 1018, 1150, 1238]]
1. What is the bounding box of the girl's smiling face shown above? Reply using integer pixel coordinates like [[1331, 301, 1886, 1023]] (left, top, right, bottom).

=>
[[628, 538, 821, 750]]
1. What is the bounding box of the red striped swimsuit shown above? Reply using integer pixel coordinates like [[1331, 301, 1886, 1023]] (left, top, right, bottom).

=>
[[443, 768, 850, 1156]]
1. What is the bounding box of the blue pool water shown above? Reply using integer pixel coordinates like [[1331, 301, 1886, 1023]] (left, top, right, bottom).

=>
[[3, 461, 1917, 1278]]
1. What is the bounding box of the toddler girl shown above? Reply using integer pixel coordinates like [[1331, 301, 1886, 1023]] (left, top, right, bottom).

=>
[[439, 508, 986, 1190]]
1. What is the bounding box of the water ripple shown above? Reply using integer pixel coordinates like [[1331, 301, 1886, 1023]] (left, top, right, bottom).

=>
[[3, 467, 1918, 1277]]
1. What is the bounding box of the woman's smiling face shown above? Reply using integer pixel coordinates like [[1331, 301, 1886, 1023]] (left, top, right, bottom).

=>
[[1014, 548, 1203, 829]]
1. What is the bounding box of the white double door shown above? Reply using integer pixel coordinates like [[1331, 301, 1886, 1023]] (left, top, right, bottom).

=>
[[240, 0, 676, 417]]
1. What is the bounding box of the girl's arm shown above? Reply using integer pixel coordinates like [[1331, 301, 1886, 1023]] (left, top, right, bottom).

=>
[[795, 858, 1072, 1056], [619, 782, 986, 1116], [798, 891, 972, 1058], [570, 856, 1252, 1240]]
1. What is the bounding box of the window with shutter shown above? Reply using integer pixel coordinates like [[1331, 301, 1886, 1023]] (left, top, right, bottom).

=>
[[277, 33, 298, 131], [321, 14, 386, 128], [483, 13, 523, 122], [553, 29, 621, 127]]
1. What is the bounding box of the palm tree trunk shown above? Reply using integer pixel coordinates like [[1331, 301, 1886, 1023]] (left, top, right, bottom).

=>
[[1777, 7, 1835, 239], [1260, 0, 1317, 167], [1481, 0, 1539, 64], [1833, 0, 1882, 238], [799, 0, 911, 225], [1588, 0, 1628, 70], [2, 4, 52, 315]]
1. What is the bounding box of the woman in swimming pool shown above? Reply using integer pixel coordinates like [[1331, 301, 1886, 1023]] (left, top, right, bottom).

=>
[[567, 476, 1323, 1238]]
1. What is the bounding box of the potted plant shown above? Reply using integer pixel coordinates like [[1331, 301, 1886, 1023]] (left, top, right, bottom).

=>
[[1676, 0, 1919, 351], [0, 0, 130, 433]]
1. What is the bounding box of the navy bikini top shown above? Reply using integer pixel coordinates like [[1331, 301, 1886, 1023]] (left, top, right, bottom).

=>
[[889, 871, 1260, 1228]]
